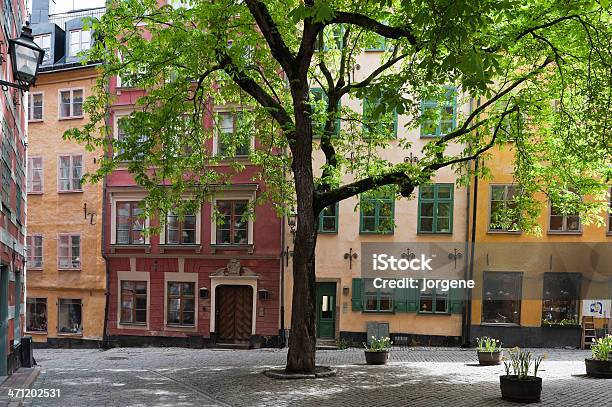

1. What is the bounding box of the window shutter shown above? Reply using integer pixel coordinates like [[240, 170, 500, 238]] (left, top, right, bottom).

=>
[[406, 286, 419, 312], [394, 287, 407, 312], [450, 287, 464, 314], [351, 278, 363, 311]]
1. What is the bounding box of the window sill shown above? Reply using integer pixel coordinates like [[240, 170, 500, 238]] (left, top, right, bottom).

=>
[[480, 323, 521, 327], [546, 230, 582, 235], [359, 231, 394, 235], [110, 244, 151, 254], [541, 324, 581, 329], [58, 268, 81, 272], [27, 267, 43, 271], [166, 324, 196, 329], [56, 332, 83, 337], [318, 231, 338, 235], [25, 331, 47, 335], [417, 231, 453, 235], [58, 190, 84, 194], [27, 191, 44, 195], [210, 243, 254, 254], [28, 119, 44, 123], [58, 116, 84, 121], [417, 311, 451, 316], [487, 230, 522, 235], [362, 310, 395, 314], [160, 244, 202, 254], [118, 322, 147, 327]]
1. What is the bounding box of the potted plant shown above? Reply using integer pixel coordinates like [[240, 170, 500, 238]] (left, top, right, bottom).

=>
[[585, 334, 612, 378], [500, 347, 546, 403], [476, 336, 503, 365], [363, 336, 392, 365]]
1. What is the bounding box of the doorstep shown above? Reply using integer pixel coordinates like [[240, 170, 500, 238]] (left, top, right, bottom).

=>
[[0, 367, 40, 407]]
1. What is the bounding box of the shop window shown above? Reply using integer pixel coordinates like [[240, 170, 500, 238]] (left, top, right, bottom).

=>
[[26, 297, 47, 332], [482, 272, 522, 324], [419, 286, 449, 314], [542, 273, 581, 325], [58, 299, 82, 334]]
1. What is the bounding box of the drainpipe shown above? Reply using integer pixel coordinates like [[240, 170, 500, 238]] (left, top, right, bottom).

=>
[[101, 75, 111, 350], [462, 98, 480, 347], [279, 167, 286, 348]]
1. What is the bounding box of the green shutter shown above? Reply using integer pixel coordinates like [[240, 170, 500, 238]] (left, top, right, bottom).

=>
[[351, 278, 363, 311], [406, 286, 419, 312], [394, 287, 407, 312], [450, 287, 464, 314]]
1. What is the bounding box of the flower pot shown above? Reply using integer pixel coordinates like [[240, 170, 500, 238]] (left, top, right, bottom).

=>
[[499, 375, 542, 403], [364, 351, 389, 365], [477, 350, 503, 366], [585, 358, 612, 378]]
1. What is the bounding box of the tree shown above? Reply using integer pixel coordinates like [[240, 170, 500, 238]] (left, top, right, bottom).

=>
[[69, 0, 612, 373]]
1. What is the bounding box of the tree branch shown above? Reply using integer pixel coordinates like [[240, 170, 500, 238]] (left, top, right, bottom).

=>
[[331, 12, 419, 45]]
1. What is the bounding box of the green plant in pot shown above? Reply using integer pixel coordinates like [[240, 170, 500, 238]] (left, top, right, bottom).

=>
[[363, 336, 392, 365], [500, 347, 546, 403], [476, 336, 503, 366], [585, 335, 612, 378]]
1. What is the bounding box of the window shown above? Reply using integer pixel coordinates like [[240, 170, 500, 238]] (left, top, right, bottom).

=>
[[116, 202, 145, 245], [419, 286, 449, 314], [216, 112, 250, 157], [542, 273, 581, 325], [482, 272, 522, 324], [418, 183, 454, 233], [549, 201, 581, 233], [120, 281, 147, 324], [319, 203, 338, 234], [360, 189, 394, 234], [489, 185, 520, 232], [58, 155, 83, 192], [28, 92, 43, 121], [115, 116, 148, 159], [26, 298, 47, 332], [69, 29, 91, 57], [365, 33, 387, 51], [59, 89, 84, 119], [421, 88, 457, 137], [58, 234, 80, 269], [58, 299, 82, 334], [34, 34, 51, 62], [167, 282, 195, 326], [315, 25, 344, 51], [216, 200, 249, 244], [1, 159, 11, 209], [26, 235, 43, 268], [165, 211, 196, 244], [363, 279, 393, 312], [27, 157, 43, 193], [363, 94, 397, 138], [310, 88, 340, 138]]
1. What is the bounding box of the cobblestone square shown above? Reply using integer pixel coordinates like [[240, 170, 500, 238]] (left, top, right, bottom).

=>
[[5, 347, 607, 406]]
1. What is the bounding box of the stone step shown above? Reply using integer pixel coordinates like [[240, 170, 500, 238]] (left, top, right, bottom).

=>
[[316, 339, 338, 350], [215, 342, 250, 350]]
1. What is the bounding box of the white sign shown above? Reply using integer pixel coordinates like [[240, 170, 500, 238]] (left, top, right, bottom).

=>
[[582, 299, 611, 318]]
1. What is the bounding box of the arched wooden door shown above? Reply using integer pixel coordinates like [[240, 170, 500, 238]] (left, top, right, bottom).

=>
[[216, 285, 253, 343]]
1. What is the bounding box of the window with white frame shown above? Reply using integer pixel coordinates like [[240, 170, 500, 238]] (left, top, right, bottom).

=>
[[58, 299, 82, 334], [26, 235, 43, 268], [58, 234, 80, 269], [166, 211, 197, 244], [215, 200, 249, 244], [167, 282, 195, 326], [215, 112, 250, 157], [120, 281, 147, 324], [34, 34, 51, 62], [59, 89, 84, 119], [69, 29, 91, 57], [28, 92, 43, 121], [27, 156, 43, 193], [116, 201, 146, 245], [58, 155, 83, 192]]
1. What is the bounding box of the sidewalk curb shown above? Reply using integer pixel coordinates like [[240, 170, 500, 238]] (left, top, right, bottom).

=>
[[1, 367, 40, 407]]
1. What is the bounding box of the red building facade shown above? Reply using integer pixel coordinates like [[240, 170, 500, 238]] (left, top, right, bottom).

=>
[[0, 0, 27, 377], [104, 75, 282, 348]]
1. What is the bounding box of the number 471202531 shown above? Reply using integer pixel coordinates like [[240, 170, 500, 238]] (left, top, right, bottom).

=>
[[7, 388, 60, 398]]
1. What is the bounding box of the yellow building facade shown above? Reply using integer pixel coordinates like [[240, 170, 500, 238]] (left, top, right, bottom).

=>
[[25, 63, 105, 345]]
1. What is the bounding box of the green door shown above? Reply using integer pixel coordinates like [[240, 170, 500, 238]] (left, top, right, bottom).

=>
[[316, 282, 336, 339]]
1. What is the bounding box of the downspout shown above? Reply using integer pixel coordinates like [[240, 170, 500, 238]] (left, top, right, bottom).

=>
[[463, 97, 481, 347], [101, 76, 111, 350], [461, 100, 472, 347], [279, 160, 286, 348]]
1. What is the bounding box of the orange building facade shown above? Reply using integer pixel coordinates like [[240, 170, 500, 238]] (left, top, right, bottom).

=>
[[26, 4, 106, 347]]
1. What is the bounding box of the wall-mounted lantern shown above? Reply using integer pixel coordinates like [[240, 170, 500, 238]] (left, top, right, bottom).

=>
[[258, 288, 270, 300], [199, 287, 209, 299], [343, 248, 358, 269], [0, 23, 45, 91]]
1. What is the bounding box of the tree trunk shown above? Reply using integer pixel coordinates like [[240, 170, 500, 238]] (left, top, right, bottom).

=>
[[285, 83, 318, 374]]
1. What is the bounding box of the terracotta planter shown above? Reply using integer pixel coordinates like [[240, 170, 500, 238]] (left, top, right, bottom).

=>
[[499, 375, 542, 403], [585, 358, 612, 378], [477, 350, 503, 366], [364, 351, 389, 365]]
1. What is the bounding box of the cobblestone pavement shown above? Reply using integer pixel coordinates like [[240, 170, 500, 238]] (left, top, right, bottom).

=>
[[9, 347, 610, 406]]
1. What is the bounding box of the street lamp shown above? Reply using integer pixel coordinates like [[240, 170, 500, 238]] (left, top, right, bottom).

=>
[[0, 23, 45, 91]]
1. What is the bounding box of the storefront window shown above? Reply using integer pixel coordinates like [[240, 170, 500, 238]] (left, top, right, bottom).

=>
[[26, 297, 47, 332], [482, 272, 522, 324], [58, 299, 82, 334], [542, 273, 581, 325]]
